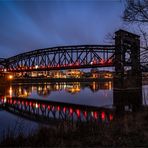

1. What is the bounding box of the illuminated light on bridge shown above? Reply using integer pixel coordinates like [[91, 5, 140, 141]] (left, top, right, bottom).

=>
[[107, 59, 112, 64], [100, 59, 105, 64], [1, 59, 114, 73], [35, 65, 38, 69]]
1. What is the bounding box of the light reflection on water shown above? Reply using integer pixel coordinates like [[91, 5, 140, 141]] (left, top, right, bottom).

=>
[[5, 81, 113, 107], [0, 81, 114, 138], [1, 81, 148, 108]]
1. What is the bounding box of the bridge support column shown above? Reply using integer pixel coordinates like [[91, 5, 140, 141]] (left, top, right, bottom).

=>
[[113, 30, 142, 112], [114, 29, 142, 88]]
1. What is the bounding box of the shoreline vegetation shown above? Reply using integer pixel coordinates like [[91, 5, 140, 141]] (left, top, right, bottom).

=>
[[1, 108, 148, 147]]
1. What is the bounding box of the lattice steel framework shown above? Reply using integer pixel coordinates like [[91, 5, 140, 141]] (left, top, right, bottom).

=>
[[141, 49, 148, 64], [0, 45, 115, 72]]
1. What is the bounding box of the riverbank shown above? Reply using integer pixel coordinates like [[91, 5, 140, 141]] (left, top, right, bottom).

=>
[[1, 108, 148, 147]]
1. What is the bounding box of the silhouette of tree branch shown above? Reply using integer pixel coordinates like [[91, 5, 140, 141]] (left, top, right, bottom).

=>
[[138, 25, 148, 50], [123, 0, 148, 23], [123, 0, 148, 51], [104, 32, 115, 44]]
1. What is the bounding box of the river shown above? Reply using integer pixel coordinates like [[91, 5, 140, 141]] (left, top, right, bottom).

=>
[[0, 80, 147, 139]]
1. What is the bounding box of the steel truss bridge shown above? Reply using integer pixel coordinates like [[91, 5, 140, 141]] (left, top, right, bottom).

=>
[[0, 96, 114, 125], [0, 45, 116, 72], [0, 29, 147, 72], [0, 45, 147, 72]]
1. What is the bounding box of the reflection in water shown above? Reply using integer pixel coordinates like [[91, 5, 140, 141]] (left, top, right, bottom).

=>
[[65, 82, 81, 94], [0, 96, 114, 124], [113, 88, 142, 113], [113, 76, 143, 113], [0, 79, 147, 129], [1, 81, 113, 98], [9, 86, 12, 98]]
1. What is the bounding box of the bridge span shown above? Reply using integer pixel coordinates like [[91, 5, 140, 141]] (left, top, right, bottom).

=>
[[0, 29, 147, 73], [0, 45, 115, 72]]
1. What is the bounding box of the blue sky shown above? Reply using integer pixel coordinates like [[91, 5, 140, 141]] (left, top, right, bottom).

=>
[[0, 0, 124, 58]]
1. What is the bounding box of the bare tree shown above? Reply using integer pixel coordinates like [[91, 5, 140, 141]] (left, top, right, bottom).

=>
[[123, 0, 148, 23], [123, 0, 148, 51], [104, 32, 115, 44], [138, 25, 148, 50]]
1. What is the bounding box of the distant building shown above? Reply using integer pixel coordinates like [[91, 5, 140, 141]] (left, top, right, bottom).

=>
[[65, 69, 83, 78], [51, 71, 65, 78], [91, 69, 113, 78]]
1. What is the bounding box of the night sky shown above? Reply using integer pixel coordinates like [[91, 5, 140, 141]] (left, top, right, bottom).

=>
[[0, 0, 124, 58]]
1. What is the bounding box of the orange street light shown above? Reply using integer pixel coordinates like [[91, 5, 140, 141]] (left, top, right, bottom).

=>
[[8, 75, 13, 80]]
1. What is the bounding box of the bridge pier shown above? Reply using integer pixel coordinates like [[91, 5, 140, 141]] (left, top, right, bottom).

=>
[[114, 29, 142, 88], [113, 30, 142, 113]]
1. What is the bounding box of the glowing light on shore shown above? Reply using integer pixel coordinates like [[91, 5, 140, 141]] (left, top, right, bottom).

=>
[[8, 75, 13, 80]]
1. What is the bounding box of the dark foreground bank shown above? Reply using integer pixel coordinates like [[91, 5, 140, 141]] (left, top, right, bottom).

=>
[[1, 108, 148, 147]]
